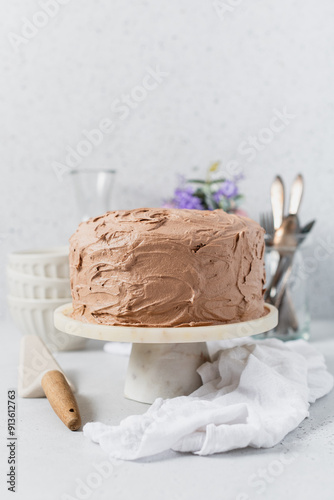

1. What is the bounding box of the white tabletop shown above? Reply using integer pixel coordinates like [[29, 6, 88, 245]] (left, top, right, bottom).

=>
[[1, 319, 333, 500]]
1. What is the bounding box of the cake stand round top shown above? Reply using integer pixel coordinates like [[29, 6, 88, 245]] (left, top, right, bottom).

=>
[[54, 303, 278, 343]]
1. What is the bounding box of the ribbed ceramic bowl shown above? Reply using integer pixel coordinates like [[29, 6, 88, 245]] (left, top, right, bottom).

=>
[[7, 296, 86, 351], [7, 268, 71, 299], [8, 247, 70, 278]]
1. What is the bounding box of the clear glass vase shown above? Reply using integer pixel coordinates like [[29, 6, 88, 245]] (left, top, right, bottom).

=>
[[258, 236, 310, 341], [69, 168, 116, 221]]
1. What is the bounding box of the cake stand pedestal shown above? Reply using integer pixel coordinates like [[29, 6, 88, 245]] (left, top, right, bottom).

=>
[[54, 304, 278, 404]]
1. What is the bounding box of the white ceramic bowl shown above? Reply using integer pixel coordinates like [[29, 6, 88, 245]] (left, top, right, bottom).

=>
[[7, 296, 86, 351], [8, 247, 70, 278], [7, 268, 71, 299]]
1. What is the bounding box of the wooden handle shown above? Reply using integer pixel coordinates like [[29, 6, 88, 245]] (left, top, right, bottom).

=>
[[41, 370, 81, 431]]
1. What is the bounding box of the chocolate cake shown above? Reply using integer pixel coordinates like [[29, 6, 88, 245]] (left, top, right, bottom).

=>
[[69, 208, 266, 327]]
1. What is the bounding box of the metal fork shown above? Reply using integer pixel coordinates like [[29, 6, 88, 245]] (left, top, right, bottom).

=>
[[259, 212, 274, 241], [259, 210, 298, 334]]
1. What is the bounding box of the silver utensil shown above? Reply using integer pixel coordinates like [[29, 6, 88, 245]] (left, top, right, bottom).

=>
[[260, 209, 298, 332], [265, 174, 304, 334], [273, 174, 303, 248], [271, 175, 285, 232], [260, 212, 274, 240], [260, 173, 315, 337], [300, 219, 316, 234], [263, 175, 286, 300], [275, 218, 315, 334], [274, 220, 315, 310], [288, 173, 304, 216], [261, 215, 315, 335], [266, 174, 304, 301], [260, 210, 296, 327]]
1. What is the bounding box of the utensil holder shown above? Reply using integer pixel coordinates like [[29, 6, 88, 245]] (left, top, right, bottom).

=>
[[261, 240, 310, 341]]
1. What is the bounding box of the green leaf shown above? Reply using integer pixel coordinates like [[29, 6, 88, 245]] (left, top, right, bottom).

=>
[[201, 184, 215, 210], [219, 198, 229, 211], [211, 199, 220, 210], [207, 178, 227, 185], [188, 178, 226, 185], [194, 190, 207, 201], [187, 179, 207, 184], [192, 189, 209, 209]]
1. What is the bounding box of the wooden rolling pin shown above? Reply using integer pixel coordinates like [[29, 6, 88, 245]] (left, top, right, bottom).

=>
[[41, 370, 81, 431]]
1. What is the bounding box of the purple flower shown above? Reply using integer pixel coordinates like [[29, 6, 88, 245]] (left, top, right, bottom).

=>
[[233, 172, 245, 182], [162, 201, 176, 209], [213, 180, 238, 202], [173, 186, 204, 210]]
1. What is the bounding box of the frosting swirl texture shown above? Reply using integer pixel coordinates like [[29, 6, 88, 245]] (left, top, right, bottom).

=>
[[69, 208, 266, 327]]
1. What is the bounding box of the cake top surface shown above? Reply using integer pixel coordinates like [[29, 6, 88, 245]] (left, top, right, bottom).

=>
[[71, 207, 262, 248]]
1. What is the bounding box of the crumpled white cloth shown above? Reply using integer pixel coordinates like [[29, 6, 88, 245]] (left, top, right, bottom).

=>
[[84, 338, 333, 460]]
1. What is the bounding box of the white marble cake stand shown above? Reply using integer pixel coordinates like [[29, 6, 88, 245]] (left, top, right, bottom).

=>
[[54, 304, 278, 404]]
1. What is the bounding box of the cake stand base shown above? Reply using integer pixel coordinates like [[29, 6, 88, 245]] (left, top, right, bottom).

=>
[[54, 304, 278, 404], [125, 342, 209, 403]]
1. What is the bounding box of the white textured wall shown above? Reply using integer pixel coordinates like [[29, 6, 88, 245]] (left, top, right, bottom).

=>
[[1, 0, 334, 319]]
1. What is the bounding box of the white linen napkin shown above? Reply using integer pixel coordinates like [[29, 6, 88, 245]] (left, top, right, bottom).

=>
[[83, 338, 333, 460]]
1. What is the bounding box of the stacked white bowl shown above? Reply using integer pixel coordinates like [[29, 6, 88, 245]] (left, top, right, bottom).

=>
[[7, 247, 86, 351]]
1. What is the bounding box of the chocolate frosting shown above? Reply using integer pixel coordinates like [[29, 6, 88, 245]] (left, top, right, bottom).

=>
[[69, 208, 266, 327]]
